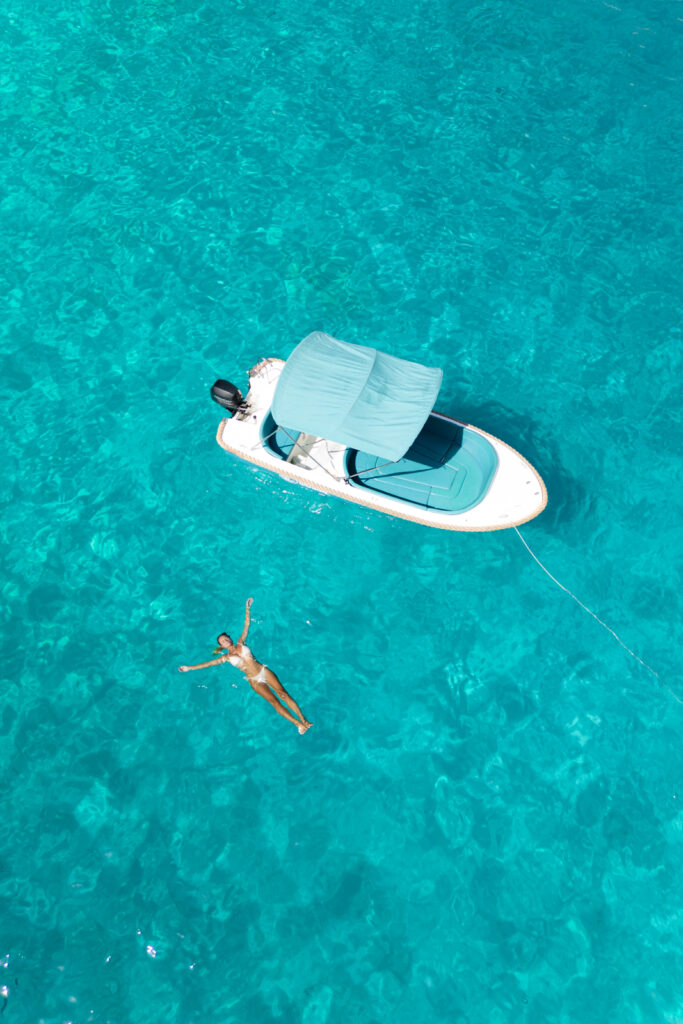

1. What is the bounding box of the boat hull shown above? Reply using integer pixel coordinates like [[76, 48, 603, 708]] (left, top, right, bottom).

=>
[[216, 359, 547, 531]]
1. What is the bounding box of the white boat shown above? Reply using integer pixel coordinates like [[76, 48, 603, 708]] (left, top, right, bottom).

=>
[[212, 332, 547, 531]]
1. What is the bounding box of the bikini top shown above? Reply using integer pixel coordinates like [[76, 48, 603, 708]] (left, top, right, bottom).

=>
[[225, 644, 252, 669]]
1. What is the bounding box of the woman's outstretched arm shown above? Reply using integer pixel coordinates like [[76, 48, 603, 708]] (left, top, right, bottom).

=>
[[178, 656, 227, 672], [237, 597, 254, 644]]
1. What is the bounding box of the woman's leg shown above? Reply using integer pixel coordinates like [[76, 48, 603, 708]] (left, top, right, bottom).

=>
[[249, 680, 306, 730], [263, 668, 310, 726]]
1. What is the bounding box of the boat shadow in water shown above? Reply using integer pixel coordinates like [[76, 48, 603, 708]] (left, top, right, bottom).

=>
[[445, 397, 587, 531]]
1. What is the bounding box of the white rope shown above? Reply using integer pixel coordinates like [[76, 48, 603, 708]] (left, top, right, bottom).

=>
[[514, 527, 682, 705]]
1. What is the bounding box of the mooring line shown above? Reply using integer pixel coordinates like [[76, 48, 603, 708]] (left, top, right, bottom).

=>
[[514, 526, 682, 705]]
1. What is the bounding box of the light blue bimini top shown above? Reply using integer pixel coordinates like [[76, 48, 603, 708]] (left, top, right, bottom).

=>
[[271, 332, 443, 461]]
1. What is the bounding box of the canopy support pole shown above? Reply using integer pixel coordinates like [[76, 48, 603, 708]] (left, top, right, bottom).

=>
[[250, 425, 279, 451], [344, 460, 397, 482], [278, 427, 345, 481], [259, 424, 399, 484]]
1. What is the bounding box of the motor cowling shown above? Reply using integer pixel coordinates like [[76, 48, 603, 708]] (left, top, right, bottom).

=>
[[211, 379, 243, 415]]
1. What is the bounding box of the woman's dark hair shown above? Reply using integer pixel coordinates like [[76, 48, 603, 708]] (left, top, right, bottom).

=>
[[213, 632, 231, 654]]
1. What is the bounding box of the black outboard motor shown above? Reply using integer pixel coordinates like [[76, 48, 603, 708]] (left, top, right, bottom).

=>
[[211, 379, 243, 415]]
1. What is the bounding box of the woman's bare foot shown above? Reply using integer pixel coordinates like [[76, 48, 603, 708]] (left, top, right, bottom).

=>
[[297, 721, 312, 734]]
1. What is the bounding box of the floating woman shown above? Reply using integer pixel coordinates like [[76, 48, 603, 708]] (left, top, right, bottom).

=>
[[178, 597, 313, 734]]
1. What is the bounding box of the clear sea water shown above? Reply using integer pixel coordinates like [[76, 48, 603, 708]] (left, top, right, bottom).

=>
[[1, 0, 682, 1021]]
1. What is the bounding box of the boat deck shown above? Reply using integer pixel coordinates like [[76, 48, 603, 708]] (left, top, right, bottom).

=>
[[262, 412, 498, 514], [346, 414, 498, 513]]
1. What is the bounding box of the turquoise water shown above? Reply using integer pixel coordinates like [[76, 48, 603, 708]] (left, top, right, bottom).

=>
[[1, 0, 682, 1020]]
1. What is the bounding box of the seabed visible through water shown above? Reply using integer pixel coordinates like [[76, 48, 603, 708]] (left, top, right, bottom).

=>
[[1, 0, 682, 1021]]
